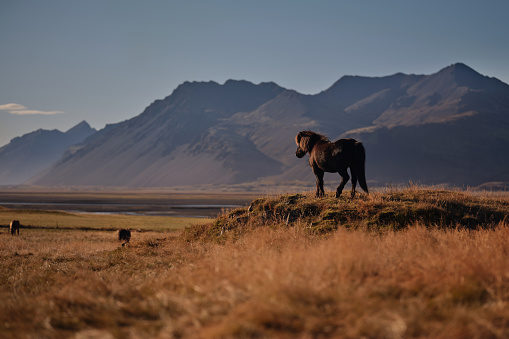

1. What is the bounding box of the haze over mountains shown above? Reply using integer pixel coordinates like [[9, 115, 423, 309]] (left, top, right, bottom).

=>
[[3, 63, 509, 189], [0, 121, 96, 185]]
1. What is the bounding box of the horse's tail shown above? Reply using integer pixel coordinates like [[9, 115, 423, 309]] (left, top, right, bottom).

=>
[[354, 141, 369, 194]]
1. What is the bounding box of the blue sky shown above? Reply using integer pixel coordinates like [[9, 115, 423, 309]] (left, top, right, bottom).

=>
[[1, 0, 508, 147]]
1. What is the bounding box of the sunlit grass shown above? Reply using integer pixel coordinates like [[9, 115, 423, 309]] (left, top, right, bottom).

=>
[[185, 185, 509, 241], [1, 186, 509, 338]]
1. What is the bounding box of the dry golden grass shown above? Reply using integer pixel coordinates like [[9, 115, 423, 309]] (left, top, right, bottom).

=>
[[1, 186, 509, 338], [187, 185, 509, 242]]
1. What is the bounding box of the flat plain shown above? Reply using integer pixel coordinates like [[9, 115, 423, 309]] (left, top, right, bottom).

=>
[[0, 190, 256, 231]]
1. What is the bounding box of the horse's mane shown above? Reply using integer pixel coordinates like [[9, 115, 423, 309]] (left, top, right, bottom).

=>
[[315, 132, 330, 143], [303, 130, 330, 143]]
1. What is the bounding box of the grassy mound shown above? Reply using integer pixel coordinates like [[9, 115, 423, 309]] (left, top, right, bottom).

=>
[[185, 186, 509, 241]]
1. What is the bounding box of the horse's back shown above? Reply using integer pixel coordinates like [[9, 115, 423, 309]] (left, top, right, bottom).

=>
[[333, 138, 357, 148], [332, 138, 357, 158]]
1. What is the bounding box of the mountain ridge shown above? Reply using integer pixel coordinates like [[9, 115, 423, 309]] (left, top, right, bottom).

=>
[[14, 63, 509, 188], [0, 121, 96, 185]]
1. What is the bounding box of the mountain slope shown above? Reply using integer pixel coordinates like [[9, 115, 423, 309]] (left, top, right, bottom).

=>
[[0, 121, 96, 185], [31, 81, 288, 186], [30, 63, 509, 188], [342, 64, 509, 186]]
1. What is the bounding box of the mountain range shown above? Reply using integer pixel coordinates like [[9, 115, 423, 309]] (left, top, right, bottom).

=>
[[0, 121, 96, 185], [3, 63, 509, 189]]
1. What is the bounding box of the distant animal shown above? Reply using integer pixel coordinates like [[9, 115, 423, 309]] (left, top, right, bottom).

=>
[[118, 228, 131, 245], [10, 220, 20, 236], [295, 131, 369, 198]]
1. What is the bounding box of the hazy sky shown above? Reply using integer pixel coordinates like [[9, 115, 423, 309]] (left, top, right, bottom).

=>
[[1, 0, 508, 147]]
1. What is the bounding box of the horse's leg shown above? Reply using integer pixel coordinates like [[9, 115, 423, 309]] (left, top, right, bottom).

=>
[[335, 167, 350, 198], [313, 166, 325, 197], [350, 167, 358, 198]]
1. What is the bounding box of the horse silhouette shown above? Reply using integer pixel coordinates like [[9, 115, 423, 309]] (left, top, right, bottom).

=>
[[10, 220, 20, 236], [295, 131, 368, 198], [118, 229, 131, 246]]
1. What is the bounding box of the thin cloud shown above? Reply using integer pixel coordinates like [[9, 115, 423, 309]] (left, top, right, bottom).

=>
[[9, 109, 65, 115], [0, 103, 64, 115], [0, 103, 26, 111]]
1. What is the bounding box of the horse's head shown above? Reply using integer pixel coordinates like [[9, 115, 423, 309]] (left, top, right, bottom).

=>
[[295, 132, 307, 158], [295, 131, 325, 158], [295, 147, 306, 158]]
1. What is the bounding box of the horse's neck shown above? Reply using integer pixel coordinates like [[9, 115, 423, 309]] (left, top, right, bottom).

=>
[[314, 140, 329, 148]]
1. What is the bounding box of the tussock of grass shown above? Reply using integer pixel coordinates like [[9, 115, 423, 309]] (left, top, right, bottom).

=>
[[1, 186, 509, 338], [184, 186, 509, 241]]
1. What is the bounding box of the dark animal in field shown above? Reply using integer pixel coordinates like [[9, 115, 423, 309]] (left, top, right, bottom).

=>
[[10, 220, 20, 236], [295, 131, 369, 198], [118, 228, 131, 245]]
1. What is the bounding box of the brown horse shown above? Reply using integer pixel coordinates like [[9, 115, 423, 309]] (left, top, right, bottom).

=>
[[118, 228, 131, 246], [10, 220, 20, 236], [295, 131, 368, 198]]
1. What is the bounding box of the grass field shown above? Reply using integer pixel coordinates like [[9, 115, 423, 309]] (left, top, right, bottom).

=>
[[1, 186, 509, 338], [0, 190, 253, 231], [0, 207, 211, 232]]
